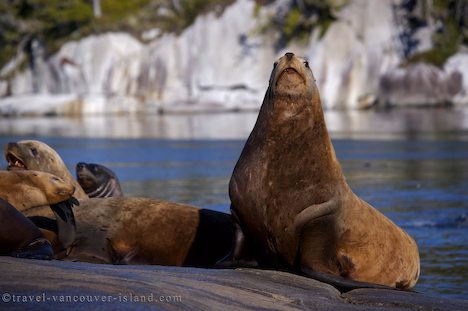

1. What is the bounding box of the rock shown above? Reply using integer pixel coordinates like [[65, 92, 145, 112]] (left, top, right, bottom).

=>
[[444, 52, 468, 105], [0, 257, 467, 310], [378, 63, 463, 107]]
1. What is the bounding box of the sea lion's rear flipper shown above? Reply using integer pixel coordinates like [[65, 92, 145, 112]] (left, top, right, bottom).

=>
[[216, 207, 257, 268], [11, 237, 53, 260], [49, 197, 79, 251], [300, 267, 396, 293]]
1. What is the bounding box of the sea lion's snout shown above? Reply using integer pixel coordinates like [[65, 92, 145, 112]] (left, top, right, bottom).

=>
[[76, 162, 86, 172], [5, 142, 27, 170], [285, 52, 294, 61]]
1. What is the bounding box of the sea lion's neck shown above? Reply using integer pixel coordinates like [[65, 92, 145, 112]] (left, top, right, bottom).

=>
[[260, 89, 345, 200]]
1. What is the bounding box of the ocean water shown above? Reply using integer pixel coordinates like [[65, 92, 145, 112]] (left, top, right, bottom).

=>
[[0, 109, 467, 300]]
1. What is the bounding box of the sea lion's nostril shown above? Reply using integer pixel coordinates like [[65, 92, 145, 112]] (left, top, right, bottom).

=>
[[285, 52, 294, 61]]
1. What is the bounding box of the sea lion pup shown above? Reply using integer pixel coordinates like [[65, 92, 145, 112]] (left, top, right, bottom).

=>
[[76, 162, 123, 198], [64, 197, 233, 267], [5, 140, 88, 201], [0, 170, 75, 212], [0, 198, 53, 260], [224, 53, 420, 290]]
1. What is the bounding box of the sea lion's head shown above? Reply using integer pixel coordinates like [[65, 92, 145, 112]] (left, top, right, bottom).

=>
[[5, 140, 65, 174], [5, 140, 89, 201], [28, 171, 76, 203], [262, 52, 321, 129], [269, 52, 316, 101], [76, 162, 121, 198]]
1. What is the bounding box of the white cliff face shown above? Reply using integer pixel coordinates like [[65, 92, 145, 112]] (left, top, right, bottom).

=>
[[1, 0, 274, 115], [140, 0, 275, 111], [379, 63, 463, 106], [306, 0, 402, 109], [444, 52, 468, 105], [0, 0, 467, 116]]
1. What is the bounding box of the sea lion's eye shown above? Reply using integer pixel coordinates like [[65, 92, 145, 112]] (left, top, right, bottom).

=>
[[30, 147, 38, 157], [304, 61, 309, 68], [273, 62, 278, 69]]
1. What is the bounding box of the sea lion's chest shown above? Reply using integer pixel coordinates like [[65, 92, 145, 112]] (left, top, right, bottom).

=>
[[230, 135, 321, 255]]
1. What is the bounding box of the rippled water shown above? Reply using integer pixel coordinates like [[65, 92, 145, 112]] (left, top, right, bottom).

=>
[[0, 109, 467, 300]]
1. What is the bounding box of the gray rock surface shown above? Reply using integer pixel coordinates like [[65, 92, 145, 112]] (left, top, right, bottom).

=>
[[0, 257, 466, 310]]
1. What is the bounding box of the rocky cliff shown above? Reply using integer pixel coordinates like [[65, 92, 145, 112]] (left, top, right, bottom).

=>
[[0, 0, 467, 116]]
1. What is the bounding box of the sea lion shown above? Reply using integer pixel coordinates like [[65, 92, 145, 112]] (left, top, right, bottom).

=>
[[63, 197, 233, 267], [0, 161, 78, 254], [76, 162, 123, 198], [0, 170, 75, 212], [225, 53, 420, 290], [4, 140, 88, 201], [0, 198, 53, 260]]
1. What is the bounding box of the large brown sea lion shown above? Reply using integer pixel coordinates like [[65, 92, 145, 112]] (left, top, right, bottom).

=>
[[5, 140, 88, 201], [225, 53, 420, 290], [0, 170, 75, 212], [63, 197, 233, 267], [76, 162, 123, 198], [0, 198, 53, 260]]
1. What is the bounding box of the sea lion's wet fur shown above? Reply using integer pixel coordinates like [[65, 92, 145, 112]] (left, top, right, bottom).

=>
[[0, 198, 53, 260], [229, 53, 420, 289], [76, 162, 123, 198], [5, 140, 88, 201], [0, 170, 75, 212], [66, 197, 233, 267]]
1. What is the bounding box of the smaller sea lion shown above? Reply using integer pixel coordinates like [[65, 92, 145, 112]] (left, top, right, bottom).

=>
[[4, 140, 88, 201], [0, 198, 53, 260], [0, 170, 75, 212], [65, 197, 233, 267], [76, 162, 123, 198]]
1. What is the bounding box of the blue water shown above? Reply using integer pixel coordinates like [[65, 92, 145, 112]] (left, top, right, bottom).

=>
[[0, 135, 467, 300]]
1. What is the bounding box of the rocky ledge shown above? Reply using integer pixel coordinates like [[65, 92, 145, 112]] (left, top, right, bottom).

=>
[[0, 257, 466, 310]]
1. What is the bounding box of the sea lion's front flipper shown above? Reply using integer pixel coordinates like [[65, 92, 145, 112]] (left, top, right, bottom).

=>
[[49, 197, 79, 251], [300, 268, 396, 293], [28, 216, 58, 232], [216, 207, 257, 268], [292, 199, 340, 234], [11, 237, 53, 260]]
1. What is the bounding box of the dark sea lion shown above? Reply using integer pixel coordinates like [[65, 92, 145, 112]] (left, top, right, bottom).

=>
[[225, 53, 420, 290], [0, 198, 53, 260], [5, 140, 88, 201], [76, 162, 123, 198], [0, 170, 75, 212], [63, 197, 233, 267]]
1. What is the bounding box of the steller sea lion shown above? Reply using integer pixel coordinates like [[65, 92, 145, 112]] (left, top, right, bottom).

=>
[[225, 53, 420, 290], [0, 170, 75, 212], [76, 162, 123, 198], [5, 140, 88, 201], [0, 198, 53, 260], [62, 197, 233, 267]]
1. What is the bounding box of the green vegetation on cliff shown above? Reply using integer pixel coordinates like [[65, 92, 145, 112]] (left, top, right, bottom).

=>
[[0, 0, 234, 71], [255, 0, 346, 49], [404, 0, 467, 67]]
